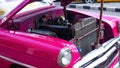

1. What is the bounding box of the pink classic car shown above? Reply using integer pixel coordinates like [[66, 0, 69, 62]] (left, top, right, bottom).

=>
[[0, 0, 120, 68]]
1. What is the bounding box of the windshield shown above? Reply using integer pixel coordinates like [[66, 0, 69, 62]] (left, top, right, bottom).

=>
[[0, 0, 23, 19]]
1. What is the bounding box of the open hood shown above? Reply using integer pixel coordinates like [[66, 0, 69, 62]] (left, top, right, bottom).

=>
[[0, 0, 73, 26], [0, 0, 32, 26]]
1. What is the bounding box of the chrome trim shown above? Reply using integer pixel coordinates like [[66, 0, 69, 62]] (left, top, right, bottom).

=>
[[86, 46, 116, 67], [57, 47, 72, 67], [73, 37, 119, 68], [0, 55, 36, 68]]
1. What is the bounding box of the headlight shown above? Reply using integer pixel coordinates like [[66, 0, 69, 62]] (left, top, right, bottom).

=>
[[57, 47, 72, 67]]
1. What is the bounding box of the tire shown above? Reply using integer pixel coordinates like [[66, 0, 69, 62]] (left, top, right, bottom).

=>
[[84, 0, 96, 4]]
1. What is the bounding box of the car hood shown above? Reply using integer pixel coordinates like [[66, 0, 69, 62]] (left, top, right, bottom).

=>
[[0, 0, 32, 26], [0, 0, 73, 26]]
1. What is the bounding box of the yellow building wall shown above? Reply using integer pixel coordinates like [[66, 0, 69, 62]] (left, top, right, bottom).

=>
[[97, 0, 120, 2], [74, 0, 120, 2], [74, 0, 81, 2]]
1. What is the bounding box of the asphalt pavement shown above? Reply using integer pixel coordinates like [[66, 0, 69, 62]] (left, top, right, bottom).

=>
[[54, 2, 120, 17], [68, 2, 120, 12]]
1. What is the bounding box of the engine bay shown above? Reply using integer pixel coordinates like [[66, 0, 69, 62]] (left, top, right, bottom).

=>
[[34, 14, 75, 40], [4, 9, 75, 41], [2, 8, 103, 56]]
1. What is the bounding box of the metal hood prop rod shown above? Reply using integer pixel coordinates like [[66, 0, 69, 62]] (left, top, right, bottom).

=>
[[97, 0, 104, 47], [60, 0, 73, 19]]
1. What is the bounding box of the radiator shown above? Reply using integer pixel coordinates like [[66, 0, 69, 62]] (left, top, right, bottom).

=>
[[73, 17, 98, 56]]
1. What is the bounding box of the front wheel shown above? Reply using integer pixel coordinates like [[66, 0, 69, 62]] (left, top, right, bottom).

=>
[[83, 0, 96, 4]]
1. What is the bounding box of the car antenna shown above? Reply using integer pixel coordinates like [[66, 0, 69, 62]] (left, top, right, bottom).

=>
[[97, 0, 104, 47]]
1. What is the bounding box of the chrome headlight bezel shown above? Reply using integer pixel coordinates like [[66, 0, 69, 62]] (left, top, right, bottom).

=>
[[57, 47, 72, 67]]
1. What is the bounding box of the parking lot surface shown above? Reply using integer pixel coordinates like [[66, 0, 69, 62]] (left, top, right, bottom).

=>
[[68, 2, 120, 12]]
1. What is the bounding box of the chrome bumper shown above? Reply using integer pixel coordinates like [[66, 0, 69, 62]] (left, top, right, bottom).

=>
[[73, 37, 120, 68]]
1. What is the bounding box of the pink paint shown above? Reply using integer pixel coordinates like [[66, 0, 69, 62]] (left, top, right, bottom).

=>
[[0, 0, 119, 68]]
